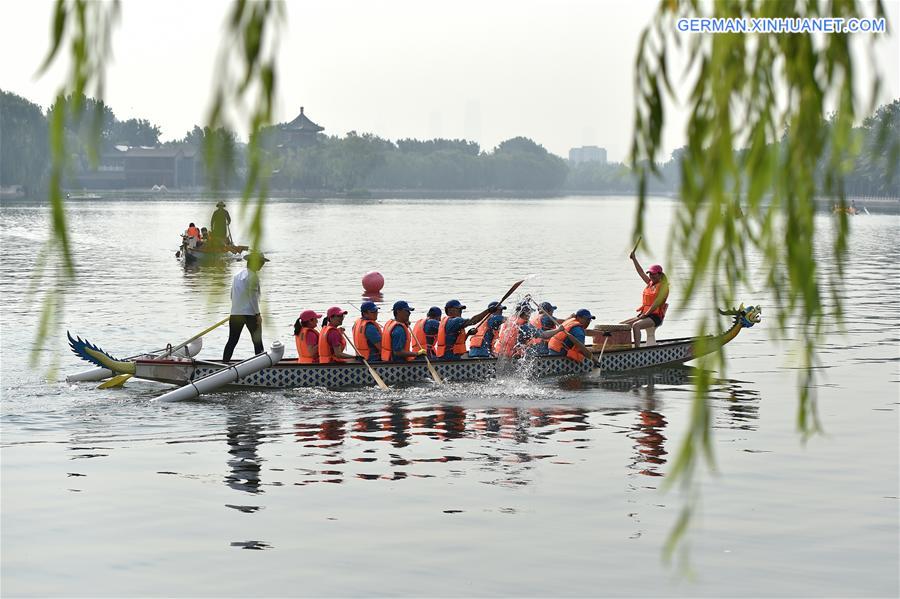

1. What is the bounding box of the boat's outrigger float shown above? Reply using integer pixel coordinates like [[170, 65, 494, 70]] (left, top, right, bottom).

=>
[[67, 305, 761, 400]]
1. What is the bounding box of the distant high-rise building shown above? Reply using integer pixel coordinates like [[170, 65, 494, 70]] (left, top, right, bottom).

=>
[[568, 146, 607, 164]]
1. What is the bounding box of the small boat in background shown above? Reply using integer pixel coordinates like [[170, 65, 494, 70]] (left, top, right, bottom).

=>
[[175, 234, 248, 266], [66, 192, 102, 200]]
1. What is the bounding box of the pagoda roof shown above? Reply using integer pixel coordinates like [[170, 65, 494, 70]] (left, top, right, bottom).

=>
[[282, 107, 324, 133]]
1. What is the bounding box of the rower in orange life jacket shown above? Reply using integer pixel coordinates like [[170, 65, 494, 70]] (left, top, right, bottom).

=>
[[529, 301, 558, 330], [293, 309, 323, 363], [352, 301, 383, 361], [527, 301, 559, 354], [496, 302, 565, 357], [468, 301, 507, 357], [434, 299, 494, 360], [411, 306, 442, 356], [381, 300, 427, 362], [185, 222, 201, 240], [319, 306, 356, 364], [547, 308, 596, 362], [622, 251, 670, 348]]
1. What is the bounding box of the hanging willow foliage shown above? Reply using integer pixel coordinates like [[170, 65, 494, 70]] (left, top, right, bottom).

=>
[[205, 0, 284, 256], [631, 0, 888, 564], [30, 0, 120, 368]]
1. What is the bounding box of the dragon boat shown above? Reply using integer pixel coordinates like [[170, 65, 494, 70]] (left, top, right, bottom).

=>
[[67, 305, 761, 391]]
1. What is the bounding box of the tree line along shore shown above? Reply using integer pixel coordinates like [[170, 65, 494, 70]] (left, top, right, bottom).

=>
[[2, 90, 897, 199]]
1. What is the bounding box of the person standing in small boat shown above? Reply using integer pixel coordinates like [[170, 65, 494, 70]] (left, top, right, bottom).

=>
[[411, 306, 442, 356], [222, 251, 269, 362], [210, 201, 232, 245], [381, 301, 427, 362], [319, 306, 356, 364], [293, 309, 323, 364], [435, 300, 494, 360], [352, 301, 383, 362], [623, 250, 669, 348], [548, 309, 596, 362]]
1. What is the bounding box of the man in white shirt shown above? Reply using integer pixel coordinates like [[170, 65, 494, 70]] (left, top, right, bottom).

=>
[[222, 252, 269, 361]]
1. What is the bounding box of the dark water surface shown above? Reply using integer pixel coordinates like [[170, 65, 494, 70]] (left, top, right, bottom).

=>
[[1, 196, 898, 597]]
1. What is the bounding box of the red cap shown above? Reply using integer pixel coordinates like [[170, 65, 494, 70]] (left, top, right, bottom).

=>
[[647, 264, 663, 275], [299, 309, 322, 322], [326, 306, 348, 318]]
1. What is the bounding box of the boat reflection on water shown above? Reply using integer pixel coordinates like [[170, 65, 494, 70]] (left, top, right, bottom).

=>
[[203, 367, 758, 491], [225, 408, 268, 494]]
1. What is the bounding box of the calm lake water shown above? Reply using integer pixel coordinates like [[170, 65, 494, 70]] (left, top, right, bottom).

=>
[[1, 195, 898, 597]]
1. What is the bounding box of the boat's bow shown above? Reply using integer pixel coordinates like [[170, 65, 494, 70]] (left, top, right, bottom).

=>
[[717, 304, 762, 344]]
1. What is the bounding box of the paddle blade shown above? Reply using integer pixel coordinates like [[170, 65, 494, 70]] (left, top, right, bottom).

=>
[[368, 364, 389, 390], [97, 373, 132, 389], [499, 279, 526, 304], [631, 236, 642, 255], [425, 359, 443, 385]]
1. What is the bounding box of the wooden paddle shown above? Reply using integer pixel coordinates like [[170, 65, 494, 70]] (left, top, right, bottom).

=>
[[97, 316, 231, 389], [630, 235, 642, 256], [341, 330, 389, 391], [407, 326, 443, 385], [469, 279, 526, 331]]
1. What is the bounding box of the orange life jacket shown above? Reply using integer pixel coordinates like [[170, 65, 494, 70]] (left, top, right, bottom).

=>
[[294, 328, 319, 364], [186, 226, 201, 240], [410, 319, 436, 354], [468, 318, 493, 351], [548, 318, 585, 362], [637, 280, 669, 321], [352, 318, 382, 360], [381, 320, 413, 362], [496, 316, 528, 357], [435, 316, 468, 358], [319, 325, 347, 364]]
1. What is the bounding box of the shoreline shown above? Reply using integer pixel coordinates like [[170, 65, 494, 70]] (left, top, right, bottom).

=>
[[2, 189, 898, 203]]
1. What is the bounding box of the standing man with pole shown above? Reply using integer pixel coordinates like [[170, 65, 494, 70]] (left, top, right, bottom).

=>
[[211, 201, 232, 246], [223, 251, 269, 361]]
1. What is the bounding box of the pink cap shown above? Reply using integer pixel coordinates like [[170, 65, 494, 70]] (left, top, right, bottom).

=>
[[647, 264, 663, 275], [326, 306, 348, 318], [298, 309, 322, 322]]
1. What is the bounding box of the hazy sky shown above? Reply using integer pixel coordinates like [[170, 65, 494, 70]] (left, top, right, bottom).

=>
[[2, 0, 898, 161]]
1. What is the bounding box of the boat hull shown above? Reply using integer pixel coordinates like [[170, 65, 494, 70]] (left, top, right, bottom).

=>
[[133, 338, 699, 389]]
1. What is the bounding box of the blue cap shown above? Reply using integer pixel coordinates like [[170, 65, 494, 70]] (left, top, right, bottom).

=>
[[392, 300, 414, 312], [445, 299, 466, 310], [360, 301, 379, 313], [515, 301, 532, 313], [575, 308, 596, 320], [539, 301, 557, 312], [487, 301, 506, 311], [487, 314, 505, 329], [427, 306, 442, 318]]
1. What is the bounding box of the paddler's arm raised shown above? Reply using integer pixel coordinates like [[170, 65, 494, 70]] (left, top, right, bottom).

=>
[[630, 250, 651, 284]]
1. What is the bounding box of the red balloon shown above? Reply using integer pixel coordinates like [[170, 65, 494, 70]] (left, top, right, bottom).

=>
[[362, 271, 384, 293]]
